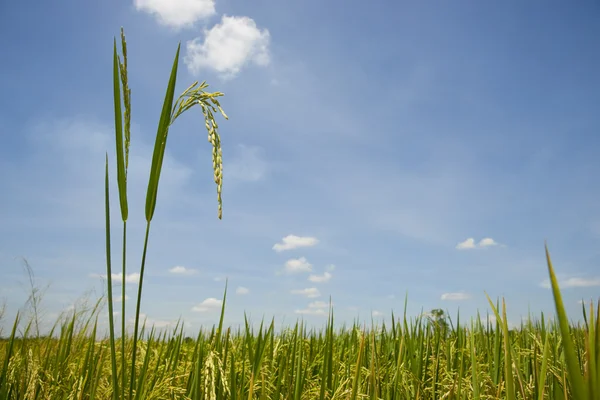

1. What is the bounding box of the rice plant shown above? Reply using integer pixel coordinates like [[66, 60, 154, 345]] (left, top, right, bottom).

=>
[[0, 28, 598, 400]]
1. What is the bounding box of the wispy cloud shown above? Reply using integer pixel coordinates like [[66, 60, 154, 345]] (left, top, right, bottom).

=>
[[540, 276, 600, 289], [294, 300, 330, 315], [228, 144, 268, 182], [114, 295, 130, 302], [168, 266, 197, 275], [90, 272, 140, 284], [295, 308, 326, 315], [133, 0, 215, 29], [372, 310, 383, 317], [291, 288, 320, 298], [308, 271, 332, 283], [456, 237, 500, 250], [273, 235, 319, 252], [191, 297, 223, 312], [235, 286, 249, 295], [185, 15, 270, 79], [283, 257, 312, 274], [441, 292, 472, 301], [134, 313, 174, 329]]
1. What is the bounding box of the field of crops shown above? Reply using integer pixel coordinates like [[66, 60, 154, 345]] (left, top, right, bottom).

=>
[[0, 294, 596, 400]]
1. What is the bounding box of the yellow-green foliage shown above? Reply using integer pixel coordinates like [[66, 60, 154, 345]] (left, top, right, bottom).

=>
[[0, 298, 595, 399]]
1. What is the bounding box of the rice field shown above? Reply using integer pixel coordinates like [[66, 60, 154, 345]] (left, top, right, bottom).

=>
[[0, 28, 598, 399], [0, 293, 597, 399]]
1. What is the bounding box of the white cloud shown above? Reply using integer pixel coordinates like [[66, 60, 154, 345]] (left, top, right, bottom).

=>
[[308, 301, 330, 308], [273, 235, 319, 252], [133, 0, 216, 29], [295, 308, 326, 315], [456, 237, 501, 250], [191, 297, 223, 312], [441, 292, 472, 301], [284, 257, 312, 274], [456, 238, 476, 250], [308, 271, 332, 283], [294, 300, 330, 315], [185, 15, 270, 79], [326, 264, 336, 271], [91, 272, 140, 284], [168, 265, 197, 275], [291, 288, 320, 298], [228, 144, 268, 182], [135, 313, 173, 328], [540, 276, 600, 289], [478, 238, 498, 247], [114, 295, 130, 302], [372, 310, 383, 317], [235, 286, 249, 295]]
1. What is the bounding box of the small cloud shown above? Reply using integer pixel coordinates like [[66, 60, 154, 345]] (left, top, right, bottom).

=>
[[185, 15, 270, 80], [456, 238, 476, 250], [540, 276, 600, 289], [386, 294, 395, 299], [294, 300, 331, 315], [372, 310, 383, 317], [284, 257, 312, 274], [228, 144, 268, 182], [133, 0, 216, 29], [295, 308, 327, 315], [326, 264, 336, 271], [456, 237, 502, 250], [478, 238, 498, 247], [134, 313, 173, 328], [168, 266, 197, 275], [236, 286, 249, 295], [91, 272, 140, 284], [308, 301, 330, 308], [191, 297, 223, 312], [114, 295, 130, 303], [291, 288, 320, 298], [441, 292, 471, 301], [308, 271, 332, 283], [273, 235, 319, 252]]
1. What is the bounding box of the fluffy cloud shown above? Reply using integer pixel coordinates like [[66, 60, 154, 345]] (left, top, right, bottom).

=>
[[91, 272, 140, 284], [295, 308, 327, 315], [308, 271, 332, 283], [294, 300, 330, 315], [478, 238, 498, 247], [372, 310, 383, 317], [456, 237, 500, 250], [133, 0, 216, 29], [456, 238, 476, 250], [540, 276, 600, 289], [191, 297, 222, 312], [134, 313, 173, 329], [441, 292, 471, 301], [284, 257, 312, 274], [273, 235, 319, 252], [185, 15, 270, 79], [235, 286, 249, 295], [291, 288, 320, 298], [168, 266, 197, 275]]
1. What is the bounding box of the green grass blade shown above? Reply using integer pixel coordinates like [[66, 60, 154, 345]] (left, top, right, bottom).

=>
[[104, 154, 120, 400], [113, 38, 128, 222], [144, 43, 181, 222], [545, 243, 587, 399]]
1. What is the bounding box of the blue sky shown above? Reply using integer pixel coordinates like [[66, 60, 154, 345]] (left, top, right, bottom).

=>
[[1, 0, 599, 335]]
